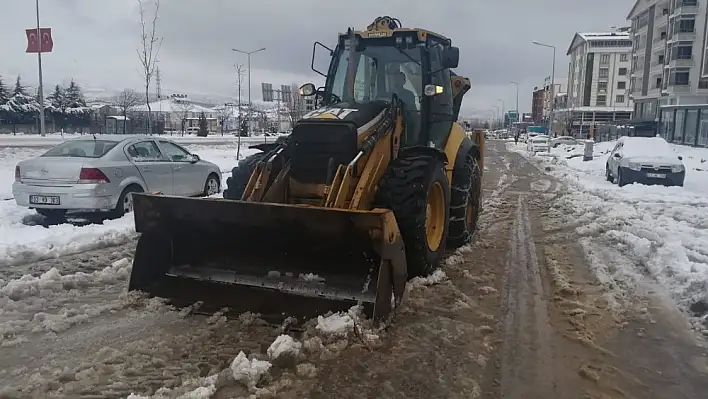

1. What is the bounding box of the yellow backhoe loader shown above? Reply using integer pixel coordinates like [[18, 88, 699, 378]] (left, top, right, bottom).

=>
[[128, 16, 484, 323]]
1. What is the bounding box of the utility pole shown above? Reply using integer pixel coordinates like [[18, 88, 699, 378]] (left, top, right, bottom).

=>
[[232, 47, 266, 138], [156, 65, 162, 134], [234, 64, 245, 158], [532, 40, 556, 150], [35, 0, 46, 137]]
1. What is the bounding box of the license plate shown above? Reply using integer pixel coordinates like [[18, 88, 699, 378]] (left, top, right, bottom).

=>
[[29, 195, 60, 205], [646, 173, 666, 178]]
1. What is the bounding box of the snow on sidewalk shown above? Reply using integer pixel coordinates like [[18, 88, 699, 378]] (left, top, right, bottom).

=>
[[507, 139, 708, 328]]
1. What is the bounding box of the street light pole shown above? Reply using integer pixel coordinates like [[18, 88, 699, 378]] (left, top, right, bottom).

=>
[[532, 41, 556, 140], [232, 47, 266, 138], [35, 0, 46, 137], [495, 99, 505, 128], [510, 81, 519, 117]]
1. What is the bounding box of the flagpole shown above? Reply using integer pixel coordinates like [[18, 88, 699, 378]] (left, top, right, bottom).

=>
[[35, 0, 46, 137]]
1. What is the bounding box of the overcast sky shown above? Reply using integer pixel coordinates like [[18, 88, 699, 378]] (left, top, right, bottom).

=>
[[0, 0, 632, 117]]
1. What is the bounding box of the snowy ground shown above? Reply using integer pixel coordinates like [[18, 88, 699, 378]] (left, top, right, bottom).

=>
[[0, 139, 272, 268], [507, 139, 708, 331]]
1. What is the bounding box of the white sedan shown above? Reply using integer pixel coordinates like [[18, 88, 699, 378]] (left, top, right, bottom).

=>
[[605, 136, 685, 187], [551, 136, 578, 147], [13, 135, 222, 222], [527, 135, 550, 153]]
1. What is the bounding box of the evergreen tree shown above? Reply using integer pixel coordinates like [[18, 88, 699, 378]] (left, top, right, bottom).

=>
[[0, 75, 9, 105], [197, 111, 209, 137], [13, 76, 27, 96], [65, 79, 86, 108], [47, 84, 67, 112]]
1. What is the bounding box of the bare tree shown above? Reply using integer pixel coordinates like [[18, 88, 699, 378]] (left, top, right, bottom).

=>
[[215, 105, 232, 135], [174, 100, 193, 136], [112, 89, 142, 134], [137, 0, 162, 135]]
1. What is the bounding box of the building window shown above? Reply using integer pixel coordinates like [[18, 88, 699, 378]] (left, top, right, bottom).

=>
[[620, 53, 628, 62], [598, 81, 608, 91], [678, 18, 696, 33], [674, 45, 693, 60], [618, 67, 628, 76], [600, 54, 611, 64], [670, 70, 690, 85], [617, 81, 626, 89], [686, 109, 698, 145], [616, 95, 625, 103], [699, 110, 708, 146], [599, 68, 609, 78], [597, 95, 607, 106]]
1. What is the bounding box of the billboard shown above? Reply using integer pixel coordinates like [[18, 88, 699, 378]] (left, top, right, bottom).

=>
[[261, 82, 273, 102], [280, 85, 291, 103]]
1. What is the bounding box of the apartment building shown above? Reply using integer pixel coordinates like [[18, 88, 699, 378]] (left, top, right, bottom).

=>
[[628, 0, 708, 146], [558, 31, 633, 136]]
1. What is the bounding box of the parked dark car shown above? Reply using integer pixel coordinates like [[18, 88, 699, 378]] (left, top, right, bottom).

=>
[[605, 136, 685, 187]]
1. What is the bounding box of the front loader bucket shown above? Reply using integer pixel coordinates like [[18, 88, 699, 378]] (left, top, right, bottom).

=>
[[128, 193, 407, 323]]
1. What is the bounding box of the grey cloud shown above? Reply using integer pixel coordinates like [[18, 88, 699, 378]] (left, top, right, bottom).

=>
[[0, 0, 633, 115]]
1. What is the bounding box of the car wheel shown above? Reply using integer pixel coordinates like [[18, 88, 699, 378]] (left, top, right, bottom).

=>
[[617, 169, 629, 187], [111, 185, 143, 218], [37, 209, 67, 224], [605, 164, 614, 182], [203, 173, 220, 196]]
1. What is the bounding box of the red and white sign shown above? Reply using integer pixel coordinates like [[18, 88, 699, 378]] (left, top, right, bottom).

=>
[[26, 28, 53, 53]]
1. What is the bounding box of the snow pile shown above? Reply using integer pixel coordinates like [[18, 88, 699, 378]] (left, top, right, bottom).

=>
[[126, 374, 218, 399], [509, 138, 708, 326], [229, 351, 272, 390], [0, 258, 135, 343], [316, 312, 355, 338], [409, 269, 448, 287], [267, 334, 302, 360], [298, 273, 325, 283]]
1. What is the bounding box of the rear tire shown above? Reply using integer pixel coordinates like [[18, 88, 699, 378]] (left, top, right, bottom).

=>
[[223, 152, 266, 200], [378, 154, 450, 277], [36, 209, 67, 224], [111, 185, 143, 218], [447, 153, 482, 249]]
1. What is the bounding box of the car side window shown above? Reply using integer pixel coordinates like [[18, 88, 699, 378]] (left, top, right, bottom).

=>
[[127, 141, 164, 162], [159, 141, 192, 162]]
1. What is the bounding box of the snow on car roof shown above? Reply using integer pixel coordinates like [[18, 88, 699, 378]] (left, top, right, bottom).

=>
[[618, 136, 677, 158]]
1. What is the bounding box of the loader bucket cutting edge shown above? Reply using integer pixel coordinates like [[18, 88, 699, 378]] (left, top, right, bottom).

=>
[[128, 193, 407, 322]]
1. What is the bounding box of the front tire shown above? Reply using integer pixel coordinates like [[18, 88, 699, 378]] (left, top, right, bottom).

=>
[[111, 185, 143, 218], [378, 154, 450, 277], [605, 164, 614, 182], [223, 152, 266, 200], [448, 152, 482, 248], [617, 168, 629, 187], [203, 173, 220, 196]]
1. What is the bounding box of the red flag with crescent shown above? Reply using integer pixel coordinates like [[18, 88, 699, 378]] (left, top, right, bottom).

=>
[[26, 28, 53, 53]]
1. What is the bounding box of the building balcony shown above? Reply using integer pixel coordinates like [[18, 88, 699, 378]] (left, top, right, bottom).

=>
[[698, 80, 708, 90], [663, 81, 691, 94], [665, 57, 694, 68], [650, 61, 665, 73], [667, 31, 696, 43], [670, 3, 698, 17], [652, 37, 667, 51], [655, 15, 669, 28]]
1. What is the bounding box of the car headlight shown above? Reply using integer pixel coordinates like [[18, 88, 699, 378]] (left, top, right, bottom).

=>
[[627, 162, 641, 171], [671, 164, 684, 173]]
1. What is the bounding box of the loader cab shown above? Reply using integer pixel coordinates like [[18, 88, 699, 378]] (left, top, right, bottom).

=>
[[302, 29, 459, 149]]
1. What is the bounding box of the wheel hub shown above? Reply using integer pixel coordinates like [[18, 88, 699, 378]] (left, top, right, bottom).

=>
[[424, 181, 445, 252]]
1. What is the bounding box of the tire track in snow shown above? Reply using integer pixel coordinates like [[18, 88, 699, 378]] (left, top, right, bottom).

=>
[[499, 195, 559, 398]]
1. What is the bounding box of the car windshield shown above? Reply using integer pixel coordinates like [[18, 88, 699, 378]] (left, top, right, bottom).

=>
[[329, 40, 422, 108], [533, 137, 549, 142], [42, 140, 118, 158], [621, 137, 676, 158]]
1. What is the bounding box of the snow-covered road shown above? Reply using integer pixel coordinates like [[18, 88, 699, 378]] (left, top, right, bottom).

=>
[[508, 139, 708, 331]]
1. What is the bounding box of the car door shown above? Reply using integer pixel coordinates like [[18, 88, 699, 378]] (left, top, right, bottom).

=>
[[125, 140, 174, 194], [609, 142, 623, 176], [157, 140, 204, 196]]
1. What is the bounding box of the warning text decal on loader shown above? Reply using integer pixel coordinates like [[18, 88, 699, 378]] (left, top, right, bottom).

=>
[[128, 16, 484, 324]]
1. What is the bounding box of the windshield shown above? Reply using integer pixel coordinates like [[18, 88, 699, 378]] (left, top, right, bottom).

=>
[[329, 42, 422, 110], [42, 140, 118, 158]]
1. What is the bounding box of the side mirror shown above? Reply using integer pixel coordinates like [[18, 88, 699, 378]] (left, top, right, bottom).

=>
[[442, 46, 460, 69], [190, 154, 200, 163], [299, 83, 316, 97], [613, 153, 621, 158], [678, 156, 683, 160]]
